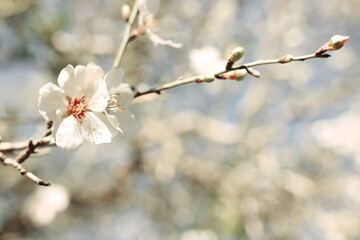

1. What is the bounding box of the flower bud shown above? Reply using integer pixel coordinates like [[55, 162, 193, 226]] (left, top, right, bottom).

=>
[[197, 75, 215, 83], [122, 4, 131, 21], [218, 69, 247, 81], [326, 35, 349, 51], [278, 54, 294, 63], [226, 47, 245, 70], [229, 47, 244, 62], [247, 67, 260, 78]]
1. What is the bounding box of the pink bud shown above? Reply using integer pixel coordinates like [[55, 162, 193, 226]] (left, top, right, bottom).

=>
[[326, 35, 349, 51], [218, 69, 247, 81], [197, 75, 215, 83], [229, 47, 245, 63], [247, 67, 260, 78], [226, 47, 245, 70]]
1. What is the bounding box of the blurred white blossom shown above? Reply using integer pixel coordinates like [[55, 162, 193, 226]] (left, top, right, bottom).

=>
[[24, 185, 70, 226], [138, 0, 182, 48], [189, 45, 224, 74], [38, 63, 134, 151], [311, 112, 360, 155], [180, 229, 218, 240]]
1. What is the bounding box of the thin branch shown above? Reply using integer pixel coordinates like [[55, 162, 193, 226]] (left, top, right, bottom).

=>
[[0, 121, 53, 186], [0, 140, 56, 153], [15, 130, 52, 164], [113, 0, 139, 68], [0, 140, 32, 152], [133, 51, 331, 99], [215, 52, 330, 76], [0, 121, 55, 155], [0, 153, 51, 186]]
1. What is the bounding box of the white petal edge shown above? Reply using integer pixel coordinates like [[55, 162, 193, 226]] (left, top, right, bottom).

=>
[[111, 83, 134, 109], [58, 64, 75, 90], [74, 62, 105, 97], [113, 109, 135, 132], [55, 116, 84, 152], [106, 111, 122, 133], [104, 67, 124, 92], [87, 79, 109, 112], [79, 112, 118, 145], [60, 63, 105, 97], [38, 82, 68, 122], [147, 32, 183, 48]]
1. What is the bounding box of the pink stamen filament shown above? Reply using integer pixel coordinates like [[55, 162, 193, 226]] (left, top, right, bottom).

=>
[[67, 95, 88, 121]]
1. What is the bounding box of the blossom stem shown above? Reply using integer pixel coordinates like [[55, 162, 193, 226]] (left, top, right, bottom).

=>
[[133, 52, 330, 98], [113, 0, 139, 68]]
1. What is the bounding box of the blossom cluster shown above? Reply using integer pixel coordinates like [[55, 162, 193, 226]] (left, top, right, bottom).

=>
[[38, 63, 134, 151]]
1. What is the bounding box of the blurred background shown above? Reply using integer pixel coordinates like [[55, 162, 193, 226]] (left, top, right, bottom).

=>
[[0, 0, 360, 239]]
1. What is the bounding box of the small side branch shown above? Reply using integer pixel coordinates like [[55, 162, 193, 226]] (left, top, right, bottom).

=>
[[133, 50, 335, 99], [134, 76, 199, 98], [0, 121, 54, 160], [0, 121, 54, 186], [16, 123, 53, 164], [1, 153, 51, 186], [113, 0, 139, 68]]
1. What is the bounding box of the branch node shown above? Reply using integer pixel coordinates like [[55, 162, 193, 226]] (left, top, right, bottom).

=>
[[46, 120, 53, 130], [195, 78, 203, 83]]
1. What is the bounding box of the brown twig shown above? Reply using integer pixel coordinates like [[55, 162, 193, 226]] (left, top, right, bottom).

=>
[[16, 122, 53, 164], [133, 52, 331, 99], [133, 34, 349, 99], [0, 140, 32, 152], [0, 121, 54, 154], [0, 121, 54, 186], [0, 153, 51, 186]]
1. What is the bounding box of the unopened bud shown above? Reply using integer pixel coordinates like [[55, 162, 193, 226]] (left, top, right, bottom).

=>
[[218, 69, 248, 81], [122, 4, 131, 21], [226, 47, 245, 70], [278, 54, 294, 63], [197, 75, 215, 83], [326, 35, 349, 51], [247, 67, 260, 78], [229, 47, 244, 62]]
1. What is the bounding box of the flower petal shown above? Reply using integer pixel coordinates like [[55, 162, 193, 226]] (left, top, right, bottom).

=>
[[147, 31, 183, 48], [112, 83, 134, 109], [138, 0, 151, 21], [113, 109, 135, 132], [58, 64, 75, 90], [55, 116, 84, 152], [79, 112, 118, 144], [106, 111, 121, 133], [104, 67, 124, 92], [87, 79, 109, 112], [75, 62, 105, 96], [38, 82, 68, 122], [60, 63, 105, 97]]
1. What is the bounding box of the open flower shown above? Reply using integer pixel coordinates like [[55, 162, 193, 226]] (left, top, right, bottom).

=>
[[137, 0, 182, 48], [38, 63, 134, 151]]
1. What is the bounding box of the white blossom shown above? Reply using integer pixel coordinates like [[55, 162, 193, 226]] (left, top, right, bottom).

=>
[[38, 63, 134, 151], [24, 185, 70, 226], [138, 0, 182, 48]]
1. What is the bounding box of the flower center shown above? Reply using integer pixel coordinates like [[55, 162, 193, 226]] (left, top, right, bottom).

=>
[[67, 94, 88, 121]]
